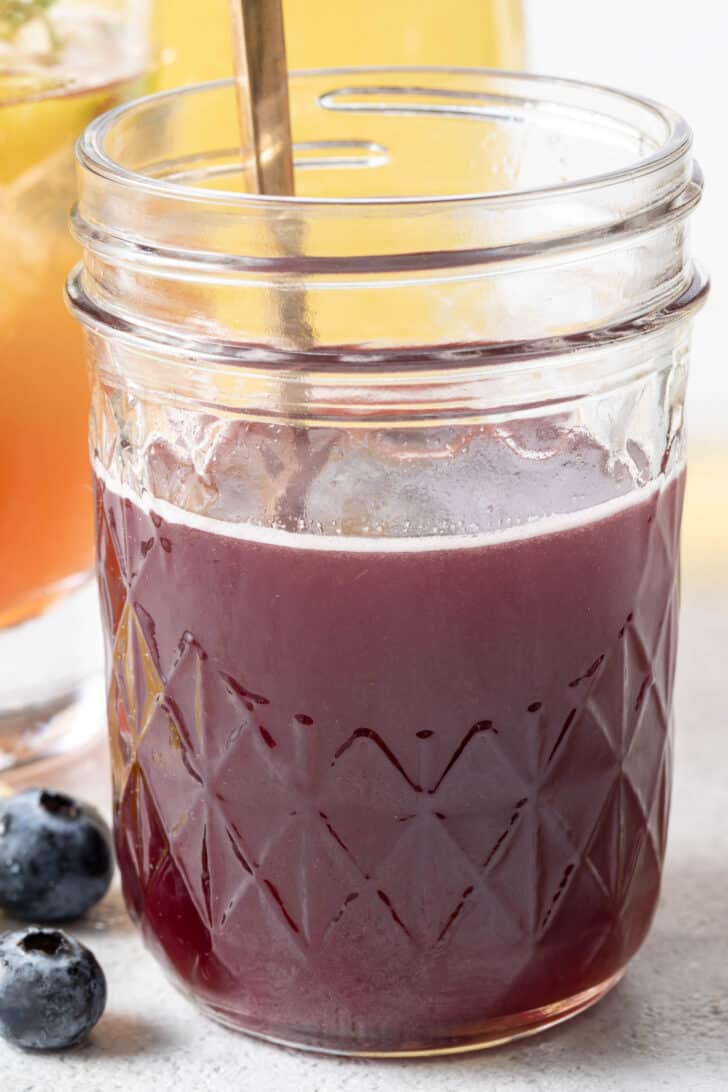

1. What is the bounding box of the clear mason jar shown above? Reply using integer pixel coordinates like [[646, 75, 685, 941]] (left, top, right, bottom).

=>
[[68, 71, 707, 1055]]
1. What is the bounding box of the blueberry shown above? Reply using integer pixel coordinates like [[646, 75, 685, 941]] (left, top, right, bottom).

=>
[[0, 928, 106, 1050], [0, 790, 114, 922]]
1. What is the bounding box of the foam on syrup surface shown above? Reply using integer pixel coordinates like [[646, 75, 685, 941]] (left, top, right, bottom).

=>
[[94, 459, 670, 555]]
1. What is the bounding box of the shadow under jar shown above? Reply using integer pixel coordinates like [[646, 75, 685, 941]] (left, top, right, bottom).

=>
[[67, 71, 707, 1055]]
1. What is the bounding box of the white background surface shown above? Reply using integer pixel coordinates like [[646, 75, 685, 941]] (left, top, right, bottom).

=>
[[528, 0, 726, 447], [3, 3, 727, 1090]]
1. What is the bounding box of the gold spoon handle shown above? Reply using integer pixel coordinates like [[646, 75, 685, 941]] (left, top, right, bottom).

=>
[[228, 0, 295, 196]]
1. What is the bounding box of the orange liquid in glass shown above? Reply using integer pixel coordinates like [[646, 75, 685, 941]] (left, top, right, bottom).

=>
[[0, 26, 147, 628], [0, 230, 92, 627]]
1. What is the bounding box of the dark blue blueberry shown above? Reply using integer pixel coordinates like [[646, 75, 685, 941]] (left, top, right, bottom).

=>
[[0, 790, 114, 922], [0, 928, 106, 1050]]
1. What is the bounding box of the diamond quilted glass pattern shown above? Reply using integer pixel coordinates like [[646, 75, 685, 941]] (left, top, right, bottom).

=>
[[96, 464, 684, 1052]]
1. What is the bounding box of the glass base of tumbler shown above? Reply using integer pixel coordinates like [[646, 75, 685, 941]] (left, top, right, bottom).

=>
[[0, 577, 104, 774], [199, 970, 624, 1057]]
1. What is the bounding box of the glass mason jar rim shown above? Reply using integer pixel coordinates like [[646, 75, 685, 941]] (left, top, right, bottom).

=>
[[68, 66, 706, 416], [70, 67, 702, 282], [77, 67, 692, 210], [71, 67, 703, 283]]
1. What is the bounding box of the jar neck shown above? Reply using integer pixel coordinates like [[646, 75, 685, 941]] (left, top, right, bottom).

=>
[[68, 70, 705, 413], [70, 166, 702, 352]]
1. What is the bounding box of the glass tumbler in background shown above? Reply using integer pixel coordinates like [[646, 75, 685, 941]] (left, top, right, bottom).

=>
[[68, 72, 706, 1054], [0, 1, 149, 770], [152, 0, 526, 87]]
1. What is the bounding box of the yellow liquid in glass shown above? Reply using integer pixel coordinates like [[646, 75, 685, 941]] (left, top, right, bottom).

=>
[[154, 0, 525, 88], [0, 11, 147, 627]]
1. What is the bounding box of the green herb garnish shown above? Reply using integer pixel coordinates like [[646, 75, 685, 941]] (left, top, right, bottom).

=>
[[0, 0, 60, 51]]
